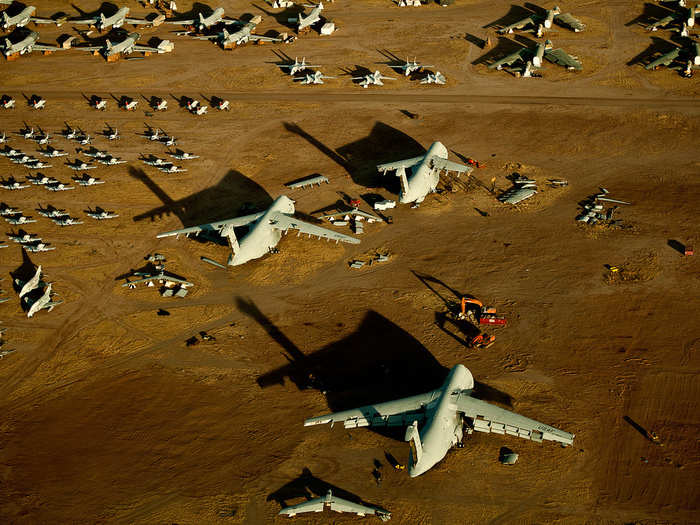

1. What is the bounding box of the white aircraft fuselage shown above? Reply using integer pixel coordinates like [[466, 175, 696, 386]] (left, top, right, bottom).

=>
[[228, 195, 295, 266], [399, 141, 448, 204], [4, 30, 38, 55], [2, 6, 35, 29]]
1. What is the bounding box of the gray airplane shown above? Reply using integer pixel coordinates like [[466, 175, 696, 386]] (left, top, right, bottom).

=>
[[488, 39, 582, 74], [52, 216, 82, 226], [157, 194, 359, 266], [25, 282, 61, 317], [1, 29, 62, 56], [497, 5, 585, 36], [167, 150, 199, 160], [377, 141, 472, 206], [97, 155, 126, 165], [157, 164, 187, 173], [8, 230, 40, 243], [74, 31, 173, 58], [27, 174, 58, 185], [353, 70, 395, 88], [0, 177, 28, 190], [166, 7, 237, 32], [38, 145, 67, 157], [305, 364, 574, 477], [141, 155, 172, 167], [81, 147, 108, 158], [86, 207, 118, 220], [36, 205, 67, 218], [281, 56, 320, 75], [68, 6, 154, 31], [67, 159, 96, 170], [45, 182, 74, 192], [646, 3, 698, 32], [6, 214, 35, 224], [73, 174, 104, 186], [294, 70, 336, 84], [0, 203, 20, 215], [293, 1, 324, 32], [645, 37, 700, 71], [0, 2, 58, 30], [24, 160, 51, 169], [17, 264, 41, 298], [24, 241, 54, 252], [194, 15, 281, 47], [279, 490, 391, 521]]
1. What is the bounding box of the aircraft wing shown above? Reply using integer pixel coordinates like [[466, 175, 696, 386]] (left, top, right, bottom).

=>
[[249, 34, 282, 43], [193, 34, 219, 40], [554, 12, 585, 32], [645, 48, 680, 69], [132, 43, 165, 53], [330, 496, 387, 518], [125, 17, 153, 26], [278, 497, 325, 516], [69, 17, 99, 25], [488, 48, 528, 69], [304, 390, 440, 429], [157, 212, 264, 238], [165, 18, 196, 25], [544, 48, 582, 70], [454, 393, 574, 446], [376, 155, 425, 173], [499, 15, 538, 33], [73, 45, 103, 52], [30, 17, 58, 25], [431, 157, 473, 175], [31, 43, 63, 52], [267, 212, 360, 244]]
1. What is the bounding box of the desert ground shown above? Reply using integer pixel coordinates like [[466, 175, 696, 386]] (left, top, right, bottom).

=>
[[0, 0, 698, 523]]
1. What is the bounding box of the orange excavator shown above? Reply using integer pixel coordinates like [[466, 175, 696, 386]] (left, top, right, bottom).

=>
[[457, 298, 506, 349]]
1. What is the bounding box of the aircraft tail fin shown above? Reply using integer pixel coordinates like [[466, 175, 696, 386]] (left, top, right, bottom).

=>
[[396, 166, 410, 199], [405, 421, 423, 466], [100, 13, 107, 27], [220, 224, 240, 260], [4, 38, 11, 51]]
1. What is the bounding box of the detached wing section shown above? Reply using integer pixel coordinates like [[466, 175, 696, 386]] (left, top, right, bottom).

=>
[[430, 157, 473, 175], [554, 12, 585, 32], [278, 498, 325, 517], [304, 390, 440, 429], [454, 393, 574, 446], [249, 34, 282, 43], [157, 212, 264, 239], [267, 212, 360, 244], [489, 48, 527, 69], [377, 155, 425, 173], [31, 43, 63, 51], [499, 15, 538, 33], [544, 48, 582, 70]]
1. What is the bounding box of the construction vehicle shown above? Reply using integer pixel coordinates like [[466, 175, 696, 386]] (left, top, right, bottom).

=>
[[455, 297, 506, 349]]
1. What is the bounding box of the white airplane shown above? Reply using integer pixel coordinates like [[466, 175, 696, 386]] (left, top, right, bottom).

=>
[[25, 282, 61, 318], [194, 15, 281, 47], [0, 146, 20, 156], [68, 6, 154, 31], [19, 126, 34, 139], [86, 207, 118, 220], [190, 104, 207, 115], [17, 264, 42, 298], [168, 151, 199, 160], [377, 141, 472, 205], [61, 125, 80, 140], [215, 99, 229, 111], [29, 95, 46, 109], [6, 214, 34, 223], [74, 32, 173, 58], [24, 241, 54, 252], [279, 490, 391, 521], [9, 153, 35, 164], [36, 206, 67, 218], [24, 160, 51, 169], [153, 98, 167, 111], [141, 155, 171, 167], [157, 195, 360, 266], [38, 146, 67, 157], [295, 70, 335, 84], [8, 231, 40, 243], [399, 58, 434, 76], [353, 70, 395, 88], [157, 164, 187, 173], [421, 71, 446, 84], [305, 364, 574, 477], [159, 133, 177, 146], [91, 97, 107, 110], [294, 1, 324, 32], [0, 203, 20, 215], [281, 56, 320, 75], [67, 160, 96, 170], [121, 98, 138, 110], [142, 127, 161, 141], [104, 126, 120, 140], [52, 216, 82, 226], [80, 147, 108, 159], [73, 174, 104, 186], [0, 95, 15, 108], [0, 4, 58, 30], [166, 7, 237, 32], [0, 131, 8, 143], [0, 177, 28, 190], [97, 155, 126, 165], [29, 129, 49, 143], [27, 174, 57, 185], [45, 182, 73, 191]]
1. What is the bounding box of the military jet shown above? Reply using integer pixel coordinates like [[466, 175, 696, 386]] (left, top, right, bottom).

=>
[[421, 71, 446, 84], [80, 147, 109, 159], [644, 36, 700, 73], [0, 177, 28, 190], [7, 230, 40, 243], [103, 125, 120, 140], [397, 57, 434, 76], [73, 174, 104, 186], [278, 490, 391, 521], [45, 182, 74, 192], [6, 214, 34, 224], [24, 241, 54, 252], [0, 145, 20, 156], [497, 5, 585, 37], [281, 56, 320, 75], [17, 264, 42, 297], [215, 99, 229, 113], [37, 205, 67, 218], [157, 164, 187, 173], [157, 194, 359, 266], [293, 1, 325, 32], [26, 173, 57, 185], [61, 124, 81, 140], [141, 155, 172, 167], [0, 203, 20, 215], [151, 97, 167, 111], [66, 159, 96, 170], [29, 127, 50, 144], [89, 95, 107, 110], [0, 94, 15, 108], [25, 282, 61, 317], [645, 3, 699, 32], [9, 153, 35, 164], [52, 216, 82, 226], [24, 160, 51, 169], [85, 207, 118, 220], [488, 39, 582, 74], [168, 150, 199, 160], [0, 3, 61, 30], [18, 125, 34, 139], [0, 131, 8, 143], [122, 270, 192, 288], [353, 70, 395, 88], [193, 15, 281, 47], [141, 126, 162, 141], [159, 132, 177, 146], [67, 6, 154, 31], [73, 31, 173, 58], [294, 70, 336, 84], [305, 364, 574, 477], [166, 7, 238, 32], [377, 141, 472, 206], [97, 155, 126, 165], [119, 97, 137, 111], [1, 30, 62, 56], [185, 98, 207, 114], [38, 145, 67, 157]]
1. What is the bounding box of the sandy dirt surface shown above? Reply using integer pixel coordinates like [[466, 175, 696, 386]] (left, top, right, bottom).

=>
[[0, 0, 698, 523]]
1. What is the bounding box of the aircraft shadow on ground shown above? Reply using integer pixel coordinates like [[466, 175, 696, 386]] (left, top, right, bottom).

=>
[[483, 4, 536, 30], [267, 468, 381, 509], [626, 2, 677, 27], [472, 35, 528, 66], [252, 3, 303, 31], [283, 121, 426, 194], [627, 36, 679, 67], [129, 166, 273, 229]]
